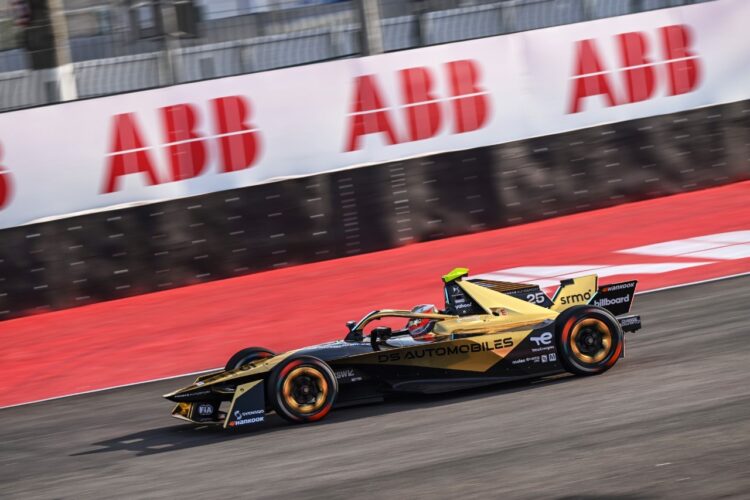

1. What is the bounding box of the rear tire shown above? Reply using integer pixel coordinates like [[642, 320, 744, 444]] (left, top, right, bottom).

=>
[[555, 305, 623, 376], [268, 356, 337, 424], [224, 347, 275, 371]]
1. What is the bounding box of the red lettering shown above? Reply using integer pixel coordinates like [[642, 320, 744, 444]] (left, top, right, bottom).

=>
[[162, 104, 206, 181], [212, 96, 260, 173], [0, 142, 11, 210], [618, 31, 655, 103], [446, 60, 488, 133], [103, 113, 160, 193], [345, 75, 399, 151], [568, 39, 617, 113], [400, 67, 441, 141], [661, 24, 701, 96]]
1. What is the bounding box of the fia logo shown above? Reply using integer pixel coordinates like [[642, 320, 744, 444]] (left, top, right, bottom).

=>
[[197, 403, 214, 416]]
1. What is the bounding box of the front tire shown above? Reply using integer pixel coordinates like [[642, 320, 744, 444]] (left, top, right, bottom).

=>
[[555, 305, 623, 376], [268, 356, 337, 424], [224, 347, 275, 371]]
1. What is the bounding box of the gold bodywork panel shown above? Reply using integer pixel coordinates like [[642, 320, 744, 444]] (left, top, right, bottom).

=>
[[425, 279, 557, 338], [458, 279, 556, 317], [550, 275, 598, 312], [349, 328, 537, 372]]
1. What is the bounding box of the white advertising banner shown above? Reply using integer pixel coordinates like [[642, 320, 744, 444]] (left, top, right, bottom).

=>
[[0, 0, 748, 229]]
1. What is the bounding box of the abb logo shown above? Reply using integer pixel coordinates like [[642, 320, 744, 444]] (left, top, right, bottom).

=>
[[345, 60, 490, 151], [568, 24, 701, 113], [103, 95, 260, 193], [0, 142, 12, 210]]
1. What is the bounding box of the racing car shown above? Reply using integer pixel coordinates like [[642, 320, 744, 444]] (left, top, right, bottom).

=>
[[164, 268, 641, 428]]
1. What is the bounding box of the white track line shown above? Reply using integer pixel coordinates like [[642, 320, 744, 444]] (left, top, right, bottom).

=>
[[2, 270, 749, 411]]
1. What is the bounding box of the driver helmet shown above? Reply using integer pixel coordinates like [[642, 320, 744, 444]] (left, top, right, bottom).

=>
[[406, 304, 438, 340]]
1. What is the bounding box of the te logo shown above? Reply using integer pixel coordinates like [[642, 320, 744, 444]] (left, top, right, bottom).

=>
[[344, 59, 490, 151], [530, 332, 553, 346], [103, 95, 261, 193], [0, 141, 13, 210], [568, 24, 701, 113]]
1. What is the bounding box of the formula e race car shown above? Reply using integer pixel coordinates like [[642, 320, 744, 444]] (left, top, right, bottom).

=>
[[164, 268, 641, 428]]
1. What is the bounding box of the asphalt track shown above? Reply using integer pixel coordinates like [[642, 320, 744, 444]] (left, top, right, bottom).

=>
[[2, 275, 749, 499]]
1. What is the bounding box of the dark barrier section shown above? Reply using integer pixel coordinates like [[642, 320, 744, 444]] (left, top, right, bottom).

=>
[[1, 99, 748, 319]]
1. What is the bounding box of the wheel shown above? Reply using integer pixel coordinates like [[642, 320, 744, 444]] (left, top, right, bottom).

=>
[[224, 347, 275, 371], [555, 305, 623, 376], [268, 356, 337, 424]]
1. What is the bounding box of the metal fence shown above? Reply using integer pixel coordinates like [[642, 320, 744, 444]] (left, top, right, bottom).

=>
[[0, 0, 714, 112]]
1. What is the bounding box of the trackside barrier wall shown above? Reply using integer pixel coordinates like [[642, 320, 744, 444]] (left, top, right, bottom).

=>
[[1, 0, 750, 230], [0, 98, 748, 320]]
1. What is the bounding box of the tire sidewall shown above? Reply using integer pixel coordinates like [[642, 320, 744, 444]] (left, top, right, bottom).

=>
[[269, 356, 338, 424], [556, 305, 623, 375]]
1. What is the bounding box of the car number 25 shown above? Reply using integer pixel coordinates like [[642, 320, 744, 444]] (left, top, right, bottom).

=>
[[526, 291, 546, 304]]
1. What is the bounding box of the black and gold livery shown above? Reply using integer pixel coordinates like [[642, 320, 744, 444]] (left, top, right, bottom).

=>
[[164, 268, 641, 427]]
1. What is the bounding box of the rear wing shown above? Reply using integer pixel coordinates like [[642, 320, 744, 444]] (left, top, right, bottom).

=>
[[443, 268, 637, 317], [549, 275, 637, 316], [592, 280, 637, 316]]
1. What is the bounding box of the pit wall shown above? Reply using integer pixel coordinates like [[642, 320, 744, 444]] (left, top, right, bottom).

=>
[[1, 0, 749, 319]]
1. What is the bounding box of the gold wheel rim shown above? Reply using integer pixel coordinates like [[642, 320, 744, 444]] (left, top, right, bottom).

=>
[[282, 367, 329, 414], [570, 318, 612, 364]]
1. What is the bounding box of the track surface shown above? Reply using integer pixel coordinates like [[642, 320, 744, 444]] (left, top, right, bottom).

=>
[[2, 276, 749, 499]]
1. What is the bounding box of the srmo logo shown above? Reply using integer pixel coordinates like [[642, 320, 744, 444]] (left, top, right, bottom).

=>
[[0, 141, 13, 210]]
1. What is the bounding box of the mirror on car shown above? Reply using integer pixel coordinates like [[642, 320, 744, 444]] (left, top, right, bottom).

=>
[[346, 320, 356, 331], [372, 326, 393, 340]]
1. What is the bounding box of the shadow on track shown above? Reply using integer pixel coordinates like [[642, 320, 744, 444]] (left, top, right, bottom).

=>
[[71, 373, 576, 458]]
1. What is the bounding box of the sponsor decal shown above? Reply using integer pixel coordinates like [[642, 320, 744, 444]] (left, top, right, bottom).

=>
[[549, 353, 557, 362], [594, 295, 630, 307], [335, 369, 355, 379], [530, 332, 553, 347], [376, 338, 513, 363], [559, 292, 592, 305], [531, 346, 555, 353], [541, 354, 548, 363], [229, 409, 265, 427], [619, 316, 641, 327], [102, 96, 261, 193], [601, 282, 636, 292], [568, 25, 701, 114], [335, 368, 363, 383], [197, 403, 214, 416], [171, 389, 211, 400], [344, 60, 489, 152]]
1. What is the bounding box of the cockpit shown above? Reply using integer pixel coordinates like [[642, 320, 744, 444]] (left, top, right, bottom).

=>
[[345, 305, 453, 348]]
